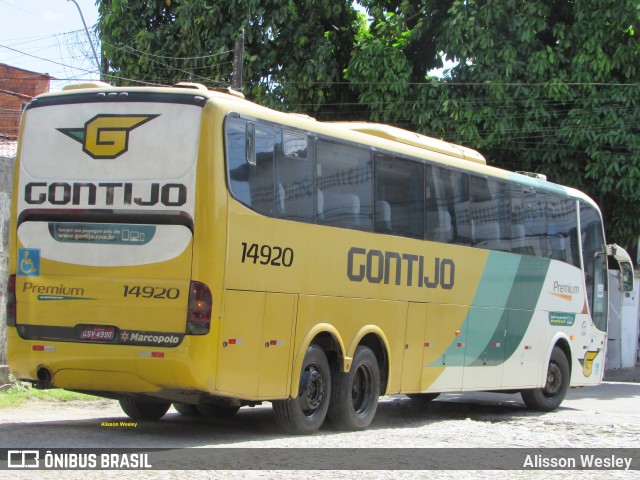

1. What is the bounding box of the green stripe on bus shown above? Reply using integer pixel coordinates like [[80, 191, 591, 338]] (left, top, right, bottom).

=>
[[435, 253, 550, 367], [469, 254, 550, 366], [462, 252, 520, 364]]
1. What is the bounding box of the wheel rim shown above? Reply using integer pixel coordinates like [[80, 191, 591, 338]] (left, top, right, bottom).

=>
[[351, 364, 373, 414], [543, 361, 562, 398], [300, 363, 325, 415]]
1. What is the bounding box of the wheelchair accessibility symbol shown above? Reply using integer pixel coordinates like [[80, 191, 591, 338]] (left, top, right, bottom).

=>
[[18, 248, 40, 277]]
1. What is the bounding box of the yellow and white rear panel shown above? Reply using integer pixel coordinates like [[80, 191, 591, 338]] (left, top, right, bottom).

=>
[[9, 89, 204, 391]]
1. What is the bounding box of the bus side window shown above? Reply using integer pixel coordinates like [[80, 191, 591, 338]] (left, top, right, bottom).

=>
[[447, 169, 470, 246], [275, 129, 315, 223], [226, 117, 252, 206], [225, 117, 275, 217], [548, 195, 580, 267], [316, 140, 373, 231], [374, 155, 425, 239], [509, 185, 527, 254], [470, 176, 510, 252], [425, 165, 453, 243], [522, 187, 548, 258]]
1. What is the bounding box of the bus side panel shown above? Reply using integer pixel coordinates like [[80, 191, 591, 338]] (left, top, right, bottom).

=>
[[462, 306, 506, 390], [216, 290, 265, 398], [258, 292, 297, 398], [216, 290, 296, 400], [400, 303, 428, 393], [501, 310, 547, 388], [422, 303, 468, 392]]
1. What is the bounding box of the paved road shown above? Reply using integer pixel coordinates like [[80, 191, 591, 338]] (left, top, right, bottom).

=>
[[0, 381, 639, 479]]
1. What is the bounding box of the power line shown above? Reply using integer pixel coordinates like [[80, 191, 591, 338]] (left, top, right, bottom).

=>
[[0, 44, 97, 75], [110, 43, 234, 61]]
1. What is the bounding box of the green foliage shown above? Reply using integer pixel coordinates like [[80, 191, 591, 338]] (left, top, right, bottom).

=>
[[348, 0, 640, 248], [98, 0, 640, 247], [98, 0, 359, 119]]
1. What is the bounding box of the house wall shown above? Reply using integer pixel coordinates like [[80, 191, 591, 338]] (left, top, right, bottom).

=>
[[0, 63, 50, 137]]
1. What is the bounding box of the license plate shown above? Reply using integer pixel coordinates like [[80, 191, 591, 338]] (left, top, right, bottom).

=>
[[79, 326, 116, 341]]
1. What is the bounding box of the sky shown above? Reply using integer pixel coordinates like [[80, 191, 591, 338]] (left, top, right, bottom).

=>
[[0, 0, 101, 91]]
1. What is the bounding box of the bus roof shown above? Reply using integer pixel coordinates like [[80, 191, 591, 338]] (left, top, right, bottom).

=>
[[329, 122, 486, 165]]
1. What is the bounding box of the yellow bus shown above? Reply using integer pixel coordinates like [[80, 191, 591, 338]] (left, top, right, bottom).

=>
[[6, 82, 633, 434]]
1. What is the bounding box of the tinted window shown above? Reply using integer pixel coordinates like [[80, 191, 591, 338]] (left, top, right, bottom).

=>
[[275, 129, 315, 222], [470, 176, 510, 252], [548, 195, 579, 267], [317, 140, 373, 231], [375, 155, 424, 238], [226, 117, 275, 216], [225, 115, 587, 269], [425, 167, 472, 245], [517, 186, 548, 258]]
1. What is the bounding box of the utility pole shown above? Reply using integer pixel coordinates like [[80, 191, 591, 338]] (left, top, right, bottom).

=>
[[231, 30, 244, 91], [67, 0, 102, 80]]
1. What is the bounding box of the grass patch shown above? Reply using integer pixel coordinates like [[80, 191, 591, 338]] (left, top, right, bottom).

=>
[[0, 377, 97, 408]]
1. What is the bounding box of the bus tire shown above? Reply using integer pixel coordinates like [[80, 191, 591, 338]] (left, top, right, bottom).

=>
[[119, 398, 171, 420], [521, 346, 570, 412], [196, 403, 240, 419], [273, 344, 331, 435], [173, 402, 201, 417], [327, 345, 380, 430]]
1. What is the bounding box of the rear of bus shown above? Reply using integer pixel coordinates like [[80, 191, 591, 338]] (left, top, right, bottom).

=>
[[6, 85, 215, 408]]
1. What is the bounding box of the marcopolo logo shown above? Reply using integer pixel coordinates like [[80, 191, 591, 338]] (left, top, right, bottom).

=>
[[119, 330, 182, 347], [57, 114, 159, 159]]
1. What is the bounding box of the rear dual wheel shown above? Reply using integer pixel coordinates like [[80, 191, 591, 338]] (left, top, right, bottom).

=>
[[273, 344, 331, 435], [328, 346, 380, 430]]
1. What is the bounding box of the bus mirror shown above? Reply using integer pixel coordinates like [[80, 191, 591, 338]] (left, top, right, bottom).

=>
[[619, 261, 634, 293], [606, 244, 635, 292]]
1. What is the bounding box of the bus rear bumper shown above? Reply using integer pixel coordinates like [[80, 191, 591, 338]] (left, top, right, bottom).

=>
[[6, 328, 218, 397]]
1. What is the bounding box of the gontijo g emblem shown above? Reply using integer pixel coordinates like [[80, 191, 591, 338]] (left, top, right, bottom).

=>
[[57, 114, 159, 159]]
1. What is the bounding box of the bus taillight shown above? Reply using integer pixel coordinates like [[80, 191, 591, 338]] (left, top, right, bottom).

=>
[[6, 274, 16, 326], [186, 281, 212, 335]]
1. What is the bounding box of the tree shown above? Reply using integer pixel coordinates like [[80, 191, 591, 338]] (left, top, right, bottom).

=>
[[348, 0, 640, 247], [98, 0, 359, 119], [98, 0, 640, 247]]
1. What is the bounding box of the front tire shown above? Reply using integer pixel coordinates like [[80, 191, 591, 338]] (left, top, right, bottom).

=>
[[521, 346, 570, 411], [327, 345, 380, 430], [273, 344, 331, 435], [119, 398, 171, 420]]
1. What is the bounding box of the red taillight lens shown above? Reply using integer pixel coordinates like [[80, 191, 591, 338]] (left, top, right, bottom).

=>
[[6, 274, 16, 326], [186, 281, 212, 335]]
